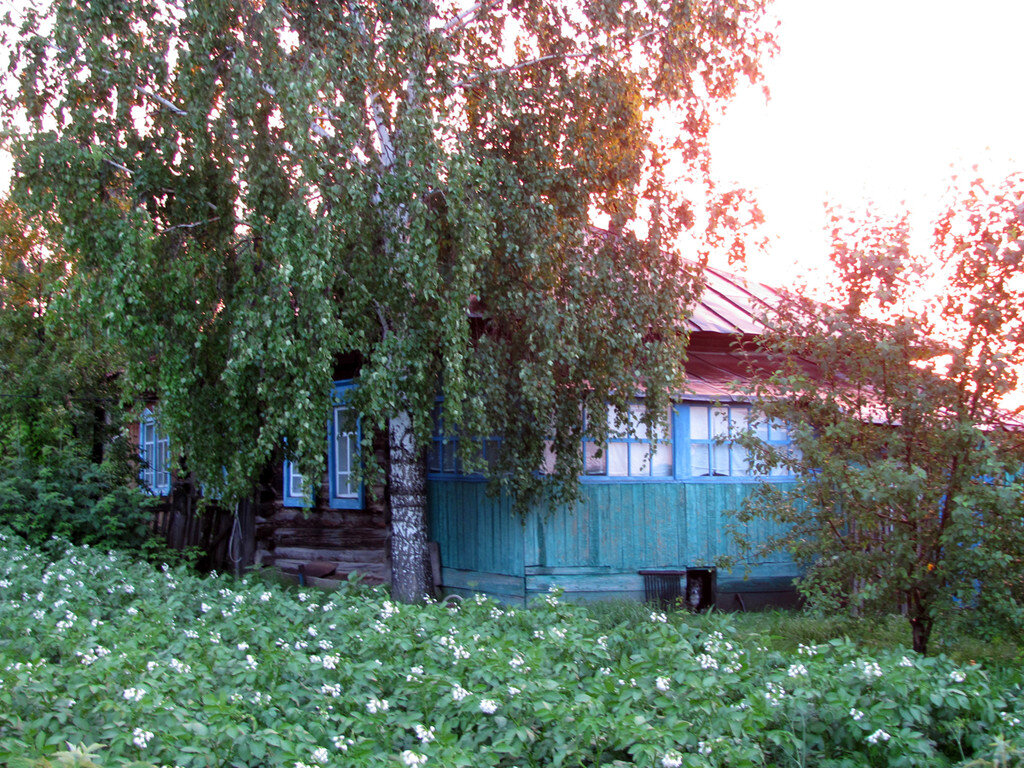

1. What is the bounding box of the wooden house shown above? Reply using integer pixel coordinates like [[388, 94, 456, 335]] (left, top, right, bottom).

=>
[[426, 264, 800, 607], [143, 264, 801, 606]]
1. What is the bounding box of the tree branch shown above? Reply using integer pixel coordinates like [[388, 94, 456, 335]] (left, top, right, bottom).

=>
[[440, 0, 502, 34]]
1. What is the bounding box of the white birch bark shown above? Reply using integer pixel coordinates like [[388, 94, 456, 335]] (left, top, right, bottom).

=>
[[388, 410, 429, 602]]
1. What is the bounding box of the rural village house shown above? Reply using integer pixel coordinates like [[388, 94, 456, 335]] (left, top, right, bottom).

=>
[[140, 264, 800, 607]]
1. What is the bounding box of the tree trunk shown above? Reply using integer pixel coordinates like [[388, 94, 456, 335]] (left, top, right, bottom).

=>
[[389, 411, 429, 603], [908, 591, 932, 655]]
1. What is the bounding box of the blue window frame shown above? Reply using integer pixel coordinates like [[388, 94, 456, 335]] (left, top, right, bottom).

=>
[[681, 403, 796, 478], [583, 404, 673, 478], [426, 399, 796, 482], [427, 404, 501, 476], [139, 411, 171, 495], [283, 381, 362, 509]]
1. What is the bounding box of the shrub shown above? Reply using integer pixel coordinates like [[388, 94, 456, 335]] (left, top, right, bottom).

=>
[[0, 444, 158, 552]]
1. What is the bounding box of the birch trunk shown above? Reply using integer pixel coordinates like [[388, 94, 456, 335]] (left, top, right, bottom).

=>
[[388, 410, 429, 602]]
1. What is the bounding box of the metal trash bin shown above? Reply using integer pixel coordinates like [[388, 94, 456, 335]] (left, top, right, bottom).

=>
[[638, 569, 687, 608], [685, 567, 717, 611]]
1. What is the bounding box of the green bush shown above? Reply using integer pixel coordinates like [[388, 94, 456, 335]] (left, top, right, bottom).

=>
[[1, 531, 1022, 768], [0, 444, 158, 551]]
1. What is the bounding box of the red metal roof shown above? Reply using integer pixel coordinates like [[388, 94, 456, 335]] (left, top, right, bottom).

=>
[[686, 263, 785, 335]]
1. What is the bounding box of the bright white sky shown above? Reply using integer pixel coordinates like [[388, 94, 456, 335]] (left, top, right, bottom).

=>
[[710, 0, 1024, 287]]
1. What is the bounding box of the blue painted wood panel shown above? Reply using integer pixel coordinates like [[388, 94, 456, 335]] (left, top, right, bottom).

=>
[[427, 480, 524, 576], [428, 479, 797, 600]]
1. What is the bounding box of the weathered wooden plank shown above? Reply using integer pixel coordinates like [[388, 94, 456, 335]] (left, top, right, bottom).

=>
[[270, 546, 387, 563], [440, 567, 526, 600]]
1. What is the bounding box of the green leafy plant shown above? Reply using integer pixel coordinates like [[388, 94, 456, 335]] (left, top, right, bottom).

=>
[[1, 531, 1021, 768], [734, 174, 1024, 654]]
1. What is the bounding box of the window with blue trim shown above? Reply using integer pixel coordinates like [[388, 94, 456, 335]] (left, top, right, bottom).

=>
[[685, 403, 795, 478], [283, 382, 362, 509], [583, 404, 673, 477], [428, 405, 501, 476], [139, 412, 171, 495]]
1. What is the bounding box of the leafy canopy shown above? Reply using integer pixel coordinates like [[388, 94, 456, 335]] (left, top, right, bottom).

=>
[[3, 0, 775, 503], [735, 173, 1024, 654]]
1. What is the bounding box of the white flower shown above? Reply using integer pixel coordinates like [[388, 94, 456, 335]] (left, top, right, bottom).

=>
[[244, 654, 258, 670], [332, 735, 353, 752], [401, 750, 427, 767], [200, 602, 211, 613], [660, 750, 683, 768], [655, 676, 671, 692], [451, 684, 470, 702], [898, 656, 914, 667], [509, 654, 525, 669], [866, 729, 891, 745], [260, 591, 272, 602], [406, 665, 424, 682], [307, 626, 318, 638], [697, 741, 712, 756], [366, 696, 389, 713], [507, 685, 521, 696], [764, 681, 785, 706], [237, 642, 249, 651], [414, 724, 436, 744], [122, 687, 145, 702], [132, 728, 154, 749], [146, 661, 159, 672], [859, 660, 883, 680], [650, 611, 668, 623], [696, 653, 719, 670], [787, 663, 808, 677], [321, 683, 342, 697], [479, 698, 498, 714], [949, 669, 966, 683], [850, 708, 865, 721], [311, 747, 329, 764]]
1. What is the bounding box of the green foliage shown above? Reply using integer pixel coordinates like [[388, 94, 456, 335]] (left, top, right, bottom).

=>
[[734, 174, 1024, 654], [1, 532, 1023, 768], [0, 442, 158, 552], [0, 0, 774, 510]]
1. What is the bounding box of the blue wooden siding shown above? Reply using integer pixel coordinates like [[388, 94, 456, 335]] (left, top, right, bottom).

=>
[[428, 478, 797, 604]]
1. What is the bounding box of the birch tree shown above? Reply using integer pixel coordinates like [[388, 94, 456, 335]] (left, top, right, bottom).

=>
[[4, 0, 775, 600]]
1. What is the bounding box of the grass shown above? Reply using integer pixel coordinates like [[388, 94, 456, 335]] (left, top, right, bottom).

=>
[[584, 602, 1024, 669]]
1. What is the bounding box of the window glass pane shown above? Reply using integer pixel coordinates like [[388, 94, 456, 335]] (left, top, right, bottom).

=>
[[691, 444, 710, 476], [730, 405, 751, 434], [583, 442, 606, 475], [427, 444, 441, 473], [484, 439, 501, 471], [608, 442, 629, 476], [732, 443, 751, 477], [290, 465, 305, 496], [712, 442, 730, 476], [608, 405, 630, 439], [771, 420, 790, 442], [690, 406, 709, 439], [754, 415, 770, 441], [628, 404, 647, 440], [711, 407, 730, 439], [651, 442, 673, 476], [442, 442, 457, 473], [650, 407, 671, 443]]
